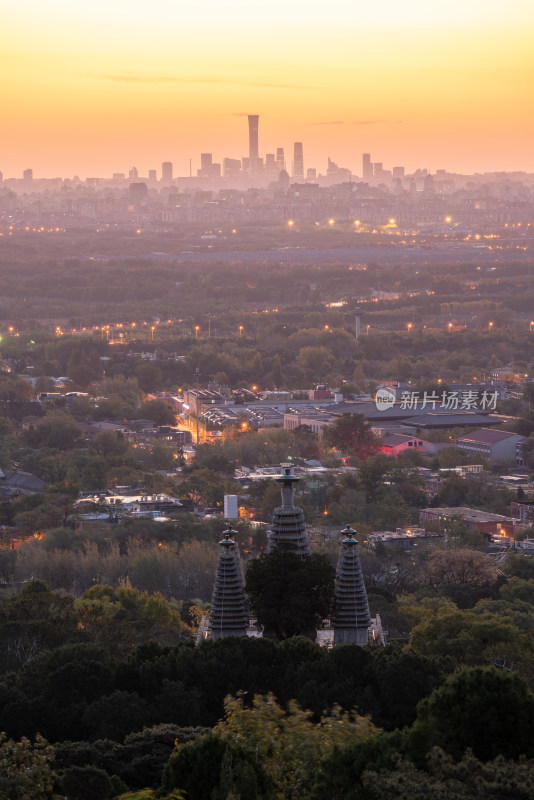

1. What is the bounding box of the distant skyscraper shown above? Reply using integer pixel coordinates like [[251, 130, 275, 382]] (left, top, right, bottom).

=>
[[392, 166, 405, 178], [265, 153, 278, 175], [423, 173, 435, 193], [362, 153, 373, 182], [129, 166, 138, 180], [201, 153, 213, 171], [224, 157, 241, 177], [293, 142, 304, 179], [278, 170, 290, 190], [276, 148, 285, 171], [148, 169, 157, 182], [161, 161, 173, 183], [248, 114, 259, 159], [23, 168, 33, 181]]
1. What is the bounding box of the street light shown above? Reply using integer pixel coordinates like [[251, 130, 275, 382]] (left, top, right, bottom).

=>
[[238, 325, 244, 338], [407, 323, 413, 332], [448, 322, 453, 332], [195, 325, 200, 339], [366, 324, 370, 336], [151, 326, 155, 341], [530, 321, 534, 331], [488, 321, 494, 331]]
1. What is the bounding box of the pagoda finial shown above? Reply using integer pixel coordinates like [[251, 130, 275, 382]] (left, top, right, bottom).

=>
[[220, 526, 237, 544], [340, 525, 358, 542], [276, 463, 299, 510]]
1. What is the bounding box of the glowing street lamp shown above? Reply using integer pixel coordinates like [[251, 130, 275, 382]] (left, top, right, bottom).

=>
[[488, 321, 494, 331], [328, 219, 335, 229], [448, 322, 453, 332], [287, 219, 294, 228], [151, 325, 155, 341], [195, 325, 200, 339], [238, 325, 244, 338], [530, 321, 534, 331], [407, 323, 413, 333]]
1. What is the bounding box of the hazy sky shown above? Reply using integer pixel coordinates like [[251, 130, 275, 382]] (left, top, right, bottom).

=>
[[4, 0, 534, 178]]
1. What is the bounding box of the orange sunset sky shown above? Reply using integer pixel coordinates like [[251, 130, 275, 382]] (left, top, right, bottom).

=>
[[4, 0, 534, 178]]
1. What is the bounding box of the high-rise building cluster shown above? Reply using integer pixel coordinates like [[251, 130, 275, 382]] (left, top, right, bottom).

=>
[[170, 116, 407, 187], [14, 114, 519, 192]]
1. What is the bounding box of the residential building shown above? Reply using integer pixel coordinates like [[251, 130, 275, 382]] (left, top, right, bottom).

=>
[[456, 428, 524, 464], [419, 506, 515, 537], [510, 500, 534, 523]]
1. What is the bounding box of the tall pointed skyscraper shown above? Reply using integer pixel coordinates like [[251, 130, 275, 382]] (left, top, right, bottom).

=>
[[293, 142, 304, 179], [248, 115, 259, 160], [207, 528, 249, 639], [332, 526, 371, 645], [267, 466, 311, 557]]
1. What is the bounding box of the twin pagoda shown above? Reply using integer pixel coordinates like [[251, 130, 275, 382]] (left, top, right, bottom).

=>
[[206, 466, 373, 646]]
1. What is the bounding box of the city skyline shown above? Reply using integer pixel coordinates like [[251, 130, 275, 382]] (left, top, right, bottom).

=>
[[4, 0, 534, 178]]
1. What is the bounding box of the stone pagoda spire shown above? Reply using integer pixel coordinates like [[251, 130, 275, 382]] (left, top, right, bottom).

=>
[[332, 525, 371, 646], [207, 527, 249, 639], [267, 465, 311, 557]]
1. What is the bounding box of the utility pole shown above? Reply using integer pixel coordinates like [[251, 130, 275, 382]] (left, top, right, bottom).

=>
[[195, 367, 200, 444]]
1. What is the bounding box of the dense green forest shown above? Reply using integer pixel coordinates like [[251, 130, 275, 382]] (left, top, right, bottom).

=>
[[3, 546, 534, 798]]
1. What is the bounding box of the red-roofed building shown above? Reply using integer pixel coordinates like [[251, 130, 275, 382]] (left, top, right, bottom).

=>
[[379, 433, 437, 457]]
